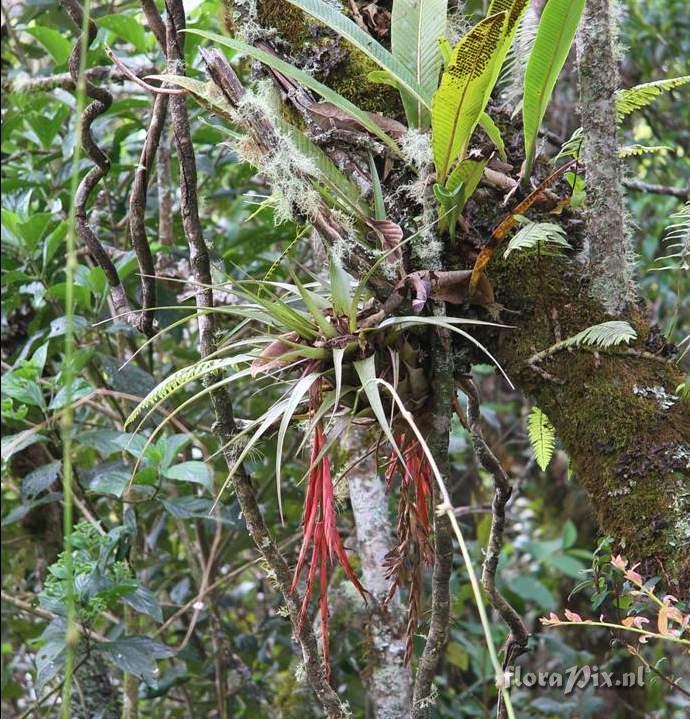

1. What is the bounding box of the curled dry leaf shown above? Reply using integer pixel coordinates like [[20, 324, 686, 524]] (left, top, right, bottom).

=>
[[368, 219, 404, 267], [564, 609, 583, 622]]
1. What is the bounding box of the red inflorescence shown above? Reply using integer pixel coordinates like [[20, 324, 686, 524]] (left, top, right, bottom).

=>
[[290, 418, 366, 681]]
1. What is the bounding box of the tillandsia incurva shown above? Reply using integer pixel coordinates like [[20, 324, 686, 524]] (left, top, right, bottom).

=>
[[290, 370, 367, 680]]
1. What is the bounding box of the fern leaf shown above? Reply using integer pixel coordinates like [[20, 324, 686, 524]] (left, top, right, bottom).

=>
[[522, 0, 586, 179], [527, 406, 555, 471], [654, 202, 690, 272], [498, 3, 539, 105], [125, 355, 249, 429], [503, 220, 571, 257], [391, 0, 448, 128], [561, 321, 637, 350], [615, 75, 690, 121], [618, 144, 670, 159], [431, 11, 509, 182]]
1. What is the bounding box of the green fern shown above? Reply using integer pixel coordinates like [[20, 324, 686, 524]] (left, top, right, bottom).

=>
[[615, 75, 690, 121], [503, 219, 571, 257], [561, 321, 637, 349], [527, 406, 555, 471], [618, 144, 670, 159], [125, 355, 250, 429], [655, 202, 690, 273]]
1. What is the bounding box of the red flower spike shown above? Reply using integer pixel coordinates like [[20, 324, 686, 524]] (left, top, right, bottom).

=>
[[290, 412, 367, 683]]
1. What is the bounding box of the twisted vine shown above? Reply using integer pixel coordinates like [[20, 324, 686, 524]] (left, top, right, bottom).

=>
[[64, 0, 146, 332]]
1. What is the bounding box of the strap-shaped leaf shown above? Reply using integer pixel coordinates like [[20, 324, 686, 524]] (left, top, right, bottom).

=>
[[484, 0, 530, 98], [391, 0, 447, 128], [431, 11, 508, 183], [186, 30, 401, 154], [522, 0, 585, 179], [286, 0, 429, 109], [478, 111, 507, 161]]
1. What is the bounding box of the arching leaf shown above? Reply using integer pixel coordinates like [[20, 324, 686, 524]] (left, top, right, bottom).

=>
[[522, 0, 586, 179]]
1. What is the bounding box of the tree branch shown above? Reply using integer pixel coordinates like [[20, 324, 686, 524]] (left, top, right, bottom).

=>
[[458, 377, 529, 719], [622, 178, 689, 200], [63, 0, 145, 333]]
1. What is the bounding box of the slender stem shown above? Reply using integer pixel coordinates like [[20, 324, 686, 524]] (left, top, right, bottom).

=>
[[60, 0, 96, 712]]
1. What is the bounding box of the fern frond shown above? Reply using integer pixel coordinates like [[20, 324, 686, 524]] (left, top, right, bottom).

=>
[[125, 355, 249, 429], [616, 75, 690, 121], [527, 406, 555, 471], [618, 144, 670, 159], [655, 202, 690, 272], [503, 219, 571, 257], [561, 321, 637, 350], [497, 4, 539, 105]]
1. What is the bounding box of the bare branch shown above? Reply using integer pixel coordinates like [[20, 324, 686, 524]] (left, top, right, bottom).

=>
[[623, 178, 689, 200]]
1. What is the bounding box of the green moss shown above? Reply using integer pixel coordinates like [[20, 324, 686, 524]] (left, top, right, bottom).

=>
[[328, 46, 404, 116], [258, 0, 311, 45], [477, 245, 690, 586]]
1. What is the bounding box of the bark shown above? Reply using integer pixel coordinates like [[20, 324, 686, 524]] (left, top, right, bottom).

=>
[[576, 0, 634, 313], [344, 425, 411, 719], [478, 245, 690, 593]]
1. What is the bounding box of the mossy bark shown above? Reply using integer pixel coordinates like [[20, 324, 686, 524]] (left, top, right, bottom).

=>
[[480, 250, 689, 592]]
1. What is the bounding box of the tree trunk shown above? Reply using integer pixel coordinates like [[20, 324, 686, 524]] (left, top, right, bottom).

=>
[[344, 425, 412, 719]]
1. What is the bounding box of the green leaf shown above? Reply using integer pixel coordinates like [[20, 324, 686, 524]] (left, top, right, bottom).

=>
[[527, 406, 555, 471], [368, 153, 386, 220], [522, 0, 585, 179], [546, 553, 586, 579], [97, 636, 174, 686], [353, 355, 403, 464], [286, 0, 430, 110], [89, 469, 130, 498], [616, 75, 690, 121], [26, 27, 71, 65], [484, 0, 531, 98], [561, 519, 577, 549], [561, 321, 637, 349], [275, 372, 321, 524], [445, 157, 489, 209], [508, 575, 554, 610], [478, 111, 507, 160], [391, 0, 448, 127], [329, 256, 353, 316], [97, 15, 148, 53], [187, 31, 401, 154], [164, 462, 214, 491], [431, 11, 509, 182], [123, 586, 163, 623]]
